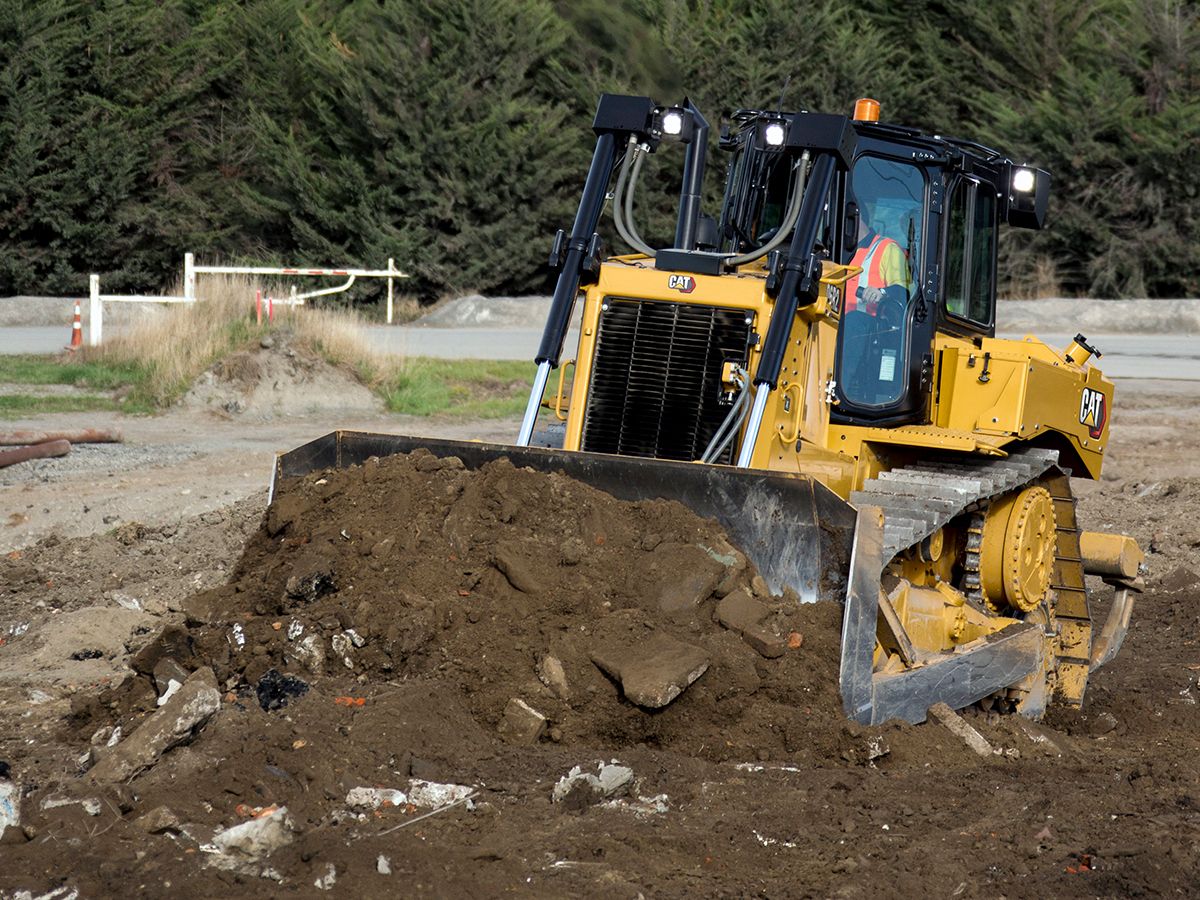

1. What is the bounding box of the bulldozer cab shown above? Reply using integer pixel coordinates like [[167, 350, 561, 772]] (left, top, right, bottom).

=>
[[716, 108, 1046, 428]]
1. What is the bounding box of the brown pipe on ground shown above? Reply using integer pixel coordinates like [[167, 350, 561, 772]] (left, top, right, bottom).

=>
[[0, 439, 71, 468], [0, 428, 122, 446]]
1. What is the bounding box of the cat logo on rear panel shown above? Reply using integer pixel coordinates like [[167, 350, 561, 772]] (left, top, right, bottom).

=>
[[1079, 387, 1107, 439], [667, 274, 695, 293]]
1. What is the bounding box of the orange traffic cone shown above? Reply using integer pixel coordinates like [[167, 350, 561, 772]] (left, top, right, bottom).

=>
[[67, 300, 83, 351]]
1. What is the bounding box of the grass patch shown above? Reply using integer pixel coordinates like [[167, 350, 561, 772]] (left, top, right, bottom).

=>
[[0, 354, 147, 391], [381, 358, 536, 418], [0, 394, 129, 418]]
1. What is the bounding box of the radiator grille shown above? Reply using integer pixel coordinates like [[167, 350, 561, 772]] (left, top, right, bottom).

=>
[[581, 298, 752, 463]]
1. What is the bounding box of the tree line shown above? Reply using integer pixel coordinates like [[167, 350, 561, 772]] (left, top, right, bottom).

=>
[[1, 0, 1196, 301]]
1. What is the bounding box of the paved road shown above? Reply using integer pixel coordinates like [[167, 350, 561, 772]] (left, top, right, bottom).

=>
[[5, 324, 1199, 380]]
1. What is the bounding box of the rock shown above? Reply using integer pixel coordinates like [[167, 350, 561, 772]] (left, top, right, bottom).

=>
[[552, 762, 634, 808], [406, 779, 473, 808], [537, 655, 570, 699], [1088, 711, 1119, 737], [212, 806, 295, 860], [330, 633, 355, 669], [0, 780, 19, 842], [136, 805, 182, 834], [657, 545, 726, 615], [377, 855, 392, 876], [750, 574, 770, 598], [492, 544, 543, 595], [741, 625, 787, 659], [153, 657, 190, 696], [716, 589, 787, 658], [346, 780, 472, 811], [40, 795, 102, 816], [260, 336, 275, 349], [716, 588, 769, 632], [590, 632, 709, 708], [255, 669, 310, 712], [497, 698, 547, 745], [287, 634, 325, 675], [89, 667, 221, 784], [284, 558, 336, 603], [346, 787, 407, 810], [130, 625, 194, 677], [314, 863, 337, 891]]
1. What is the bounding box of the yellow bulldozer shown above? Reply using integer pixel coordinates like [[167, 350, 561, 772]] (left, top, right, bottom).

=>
[[275, 95, 1143, 725]]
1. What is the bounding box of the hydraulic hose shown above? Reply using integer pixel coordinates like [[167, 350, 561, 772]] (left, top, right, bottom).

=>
[[621, 144, 657, 258], [701, 367, 752, 463], [612, 137, 643, 255]]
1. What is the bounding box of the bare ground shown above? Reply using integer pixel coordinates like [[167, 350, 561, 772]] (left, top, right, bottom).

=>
[[0, 378, 1197, 899]]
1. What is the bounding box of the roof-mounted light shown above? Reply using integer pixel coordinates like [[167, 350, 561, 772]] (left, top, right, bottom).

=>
[[764, 121, 786, 147], [651, 106, 693, 142], [852, 98, 881, 123], [1012, 167, 1036, 193]]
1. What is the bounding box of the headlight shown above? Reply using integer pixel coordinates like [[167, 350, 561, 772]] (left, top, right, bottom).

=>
[[661, 110, 684, 136], [764, 122, 786, 147], [1012, 167, 1036, 193]]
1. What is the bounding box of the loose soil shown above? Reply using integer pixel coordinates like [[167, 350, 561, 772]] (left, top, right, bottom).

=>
[[0, 380, 1198, 898]]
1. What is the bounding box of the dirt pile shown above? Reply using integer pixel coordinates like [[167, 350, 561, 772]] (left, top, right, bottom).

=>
[[179, 449, 870, 763], [4, 450, 1200, 897], [183, 335, 381, 419]]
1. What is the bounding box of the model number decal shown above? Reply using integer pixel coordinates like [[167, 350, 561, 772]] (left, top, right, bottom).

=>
[[826, 282, 842, 314], [1079, 387, 1107, 439], [667, 274, 695, 293]]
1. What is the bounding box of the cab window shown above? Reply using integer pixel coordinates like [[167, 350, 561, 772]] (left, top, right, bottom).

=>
[[835, 156, 925, 408], [944, 178, 996, 326]]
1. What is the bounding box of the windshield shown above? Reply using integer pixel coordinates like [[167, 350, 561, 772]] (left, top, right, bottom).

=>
[[836, 156, 925, 408]]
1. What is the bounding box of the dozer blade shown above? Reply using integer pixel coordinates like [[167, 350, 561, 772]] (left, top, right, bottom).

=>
[[272, 431, 855, 604]]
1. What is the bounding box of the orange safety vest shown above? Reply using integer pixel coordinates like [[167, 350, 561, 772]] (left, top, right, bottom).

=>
[[845, 233, 900, 315]]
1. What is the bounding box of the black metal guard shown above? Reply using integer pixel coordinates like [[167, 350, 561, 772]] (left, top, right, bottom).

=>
[[753, 153, 837, 389]]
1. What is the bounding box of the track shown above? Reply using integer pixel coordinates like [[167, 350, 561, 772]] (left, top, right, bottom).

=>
[[840, 447, 1089, 724]]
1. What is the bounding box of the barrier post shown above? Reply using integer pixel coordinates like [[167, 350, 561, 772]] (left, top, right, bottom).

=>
[[268, 295, 274, 324], [387, 258, 395, 325], [256, 289, 263, 326], [184, 252, 196, 302], [88, 274, 102, 347]]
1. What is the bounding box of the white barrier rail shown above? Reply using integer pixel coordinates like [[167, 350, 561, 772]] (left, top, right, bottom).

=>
[[87, 253, 410, 346], [184, 253, 409, 323]]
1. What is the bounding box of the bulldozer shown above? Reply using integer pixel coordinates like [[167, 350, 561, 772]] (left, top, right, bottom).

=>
[[274, 94, 1144, 725]]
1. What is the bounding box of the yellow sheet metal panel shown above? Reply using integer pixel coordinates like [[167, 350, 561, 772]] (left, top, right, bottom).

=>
[[932, 334, 1112, 480]]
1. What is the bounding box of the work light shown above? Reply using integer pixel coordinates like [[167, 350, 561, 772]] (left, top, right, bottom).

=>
[[1012, 167, 1036, 193], [764, 121, 786, 147]]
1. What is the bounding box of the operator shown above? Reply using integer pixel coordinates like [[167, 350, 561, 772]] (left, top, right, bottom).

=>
[[843, 206, 909, 319], [838, 204, 912, 401]]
